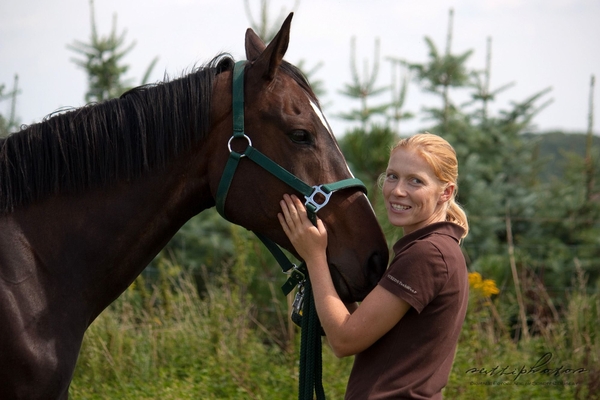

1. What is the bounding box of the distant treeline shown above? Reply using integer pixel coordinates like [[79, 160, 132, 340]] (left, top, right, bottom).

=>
[[525, 131, 600, 181]]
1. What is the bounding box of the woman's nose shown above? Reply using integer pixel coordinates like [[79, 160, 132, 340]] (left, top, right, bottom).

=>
[[391, 181, 407, 196]]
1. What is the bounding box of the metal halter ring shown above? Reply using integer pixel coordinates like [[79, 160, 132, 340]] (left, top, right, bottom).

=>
[[227, 134, 252, 156]]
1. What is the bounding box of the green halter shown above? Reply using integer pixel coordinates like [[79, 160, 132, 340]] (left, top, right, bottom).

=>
[[215, 60, 367, 294]]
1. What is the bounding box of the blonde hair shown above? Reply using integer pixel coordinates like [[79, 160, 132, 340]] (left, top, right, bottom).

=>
[[389, 132, 469, 239]]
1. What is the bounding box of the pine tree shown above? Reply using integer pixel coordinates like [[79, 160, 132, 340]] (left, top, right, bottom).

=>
[[463, 37, 515, 125], [392, 9, 473, 133], [68, 0, 158, 103], [387, 59, 413, 136], [337, 37, 389, 131]]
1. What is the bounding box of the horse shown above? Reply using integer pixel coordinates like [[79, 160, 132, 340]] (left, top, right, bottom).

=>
[[0, 14, 388, 399]]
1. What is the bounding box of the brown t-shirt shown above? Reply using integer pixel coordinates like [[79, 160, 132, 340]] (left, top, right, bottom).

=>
[[344, 222, 468, 400]]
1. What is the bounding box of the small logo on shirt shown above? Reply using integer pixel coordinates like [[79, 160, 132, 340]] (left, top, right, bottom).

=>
[[387, 274, 417, 294]]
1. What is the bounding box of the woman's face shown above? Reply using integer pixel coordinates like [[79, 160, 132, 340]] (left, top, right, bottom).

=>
[[382, 147, 454, 234]]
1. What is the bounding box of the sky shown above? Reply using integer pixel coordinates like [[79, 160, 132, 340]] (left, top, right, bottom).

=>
[[1, 0, 599, 136]]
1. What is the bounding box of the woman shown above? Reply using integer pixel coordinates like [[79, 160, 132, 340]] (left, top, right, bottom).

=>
[[278, 133, 469, 399]]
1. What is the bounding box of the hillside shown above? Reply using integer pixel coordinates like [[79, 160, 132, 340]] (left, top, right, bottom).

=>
[[523, 131, 600, 181]]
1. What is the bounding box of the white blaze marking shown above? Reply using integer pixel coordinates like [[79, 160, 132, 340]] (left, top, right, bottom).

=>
[[309, 99, 333, 136]]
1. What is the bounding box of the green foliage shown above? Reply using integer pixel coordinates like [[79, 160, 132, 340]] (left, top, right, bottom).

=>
[[68, 13, 133, 102], [403, 35, 473, 95], [517, 147, 600, 289], [338, 124, 397, 187]]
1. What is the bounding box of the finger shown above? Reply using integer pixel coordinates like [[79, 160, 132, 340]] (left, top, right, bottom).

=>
[[290, 194, 306, 213], [285, 195, 302, 222], [277, 212, 291, 236], [281, 195, 304, 230], [290, 195, 312, 225], [279, 199, 295, 229], [315, 217, 327, 235]]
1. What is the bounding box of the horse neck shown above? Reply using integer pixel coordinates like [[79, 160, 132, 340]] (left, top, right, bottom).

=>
[[8, 129, 218, 323], [2, 63, 233, 321]]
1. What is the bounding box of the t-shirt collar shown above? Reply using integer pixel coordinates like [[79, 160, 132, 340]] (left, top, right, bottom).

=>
[[393, 222, 465, 256]]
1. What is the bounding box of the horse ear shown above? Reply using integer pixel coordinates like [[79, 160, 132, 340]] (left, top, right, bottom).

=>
[[245, 28, 266, 61], [248, 12, 293, 81]]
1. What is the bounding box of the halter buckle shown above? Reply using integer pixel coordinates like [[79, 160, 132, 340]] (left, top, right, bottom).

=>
[[304, 185, 332, 214], [285, 263, 306, 280]]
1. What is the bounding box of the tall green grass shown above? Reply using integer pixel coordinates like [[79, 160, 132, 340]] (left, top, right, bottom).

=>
[[72, 264, 289, 398], [447, 266, 599, 400], [70, 247, 598, 399]]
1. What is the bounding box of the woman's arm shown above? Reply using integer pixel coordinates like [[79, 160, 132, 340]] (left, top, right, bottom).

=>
[[278, 194, 411, 357]]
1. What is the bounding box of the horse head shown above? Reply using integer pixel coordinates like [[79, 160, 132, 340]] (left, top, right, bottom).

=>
[[208, 14, 388, 302]]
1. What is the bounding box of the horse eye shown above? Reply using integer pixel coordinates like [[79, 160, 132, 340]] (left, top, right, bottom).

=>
[[288, 130, 312, 145]]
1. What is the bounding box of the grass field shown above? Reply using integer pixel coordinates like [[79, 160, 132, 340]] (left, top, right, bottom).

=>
[[69, 258, 598, 399]]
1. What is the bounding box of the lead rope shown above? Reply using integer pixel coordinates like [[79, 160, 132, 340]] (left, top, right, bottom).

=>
[[298, 278, 326, 400]]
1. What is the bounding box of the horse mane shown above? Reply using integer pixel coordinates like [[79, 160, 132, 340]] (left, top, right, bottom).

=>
[[0, 54, 235, 214]]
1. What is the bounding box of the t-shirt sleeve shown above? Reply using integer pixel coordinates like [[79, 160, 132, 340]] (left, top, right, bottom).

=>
[[379, 240, 449, 313]]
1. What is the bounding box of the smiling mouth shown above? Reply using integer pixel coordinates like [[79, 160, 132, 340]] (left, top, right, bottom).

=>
[[390, 203, 410, 211]]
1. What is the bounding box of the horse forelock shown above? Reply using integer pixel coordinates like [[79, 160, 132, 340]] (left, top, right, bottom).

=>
[[0, 54, 235, 214]]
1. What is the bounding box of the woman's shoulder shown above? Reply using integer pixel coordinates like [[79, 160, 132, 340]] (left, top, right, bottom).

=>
[[392, 222, 464, 255]]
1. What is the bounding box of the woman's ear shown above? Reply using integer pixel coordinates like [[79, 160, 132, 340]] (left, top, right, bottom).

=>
[[438, 183, 455, 204]]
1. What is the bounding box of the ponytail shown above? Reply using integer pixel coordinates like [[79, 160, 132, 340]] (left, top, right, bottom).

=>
[[446, 197, 469, 239]]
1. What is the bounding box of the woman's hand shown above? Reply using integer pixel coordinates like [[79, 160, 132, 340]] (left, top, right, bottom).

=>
[[278, 194, 328, 264]]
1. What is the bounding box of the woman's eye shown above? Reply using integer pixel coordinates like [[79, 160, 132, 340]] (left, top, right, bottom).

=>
[[289, 130, 312, 144]]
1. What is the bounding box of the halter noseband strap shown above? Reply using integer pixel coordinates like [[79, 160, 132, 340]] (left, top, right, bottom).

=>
[[215, 60, 367, 294]]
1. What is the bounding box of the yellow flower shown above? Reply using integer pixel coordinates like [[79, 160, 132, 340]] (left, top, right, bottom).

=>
[[481, 279, 500, 297], [468, 272, 482, 287], [468, 272, 500, 298]]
